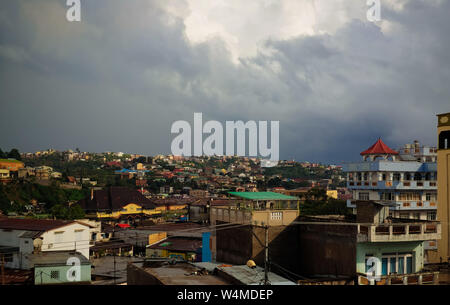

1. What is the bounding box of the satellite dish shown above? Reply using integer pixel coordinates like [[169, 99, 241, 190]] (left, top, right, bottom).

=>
[[33, 238, 43, 248], [246, 260, 256, 269]]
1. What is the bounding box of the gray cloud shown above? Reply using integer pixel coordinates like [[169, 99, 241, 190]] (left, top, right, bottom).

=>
[[0, 0, 449, 163]]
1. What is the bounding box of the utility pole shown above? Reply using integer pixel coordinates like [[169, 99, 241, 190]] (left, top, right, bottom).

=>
[[264, 225, 269, 285], [113, 226, 116, 285], [1, 254, 5, 285]]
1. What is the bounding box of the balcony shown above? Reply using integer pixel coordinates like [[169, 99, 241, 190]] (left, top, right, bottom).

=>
[[348, 180, 437, 190], [358, 272, 439, 285], [210, 207, 299, 226], [357, 222, 441, 242], [348, 200, 437, 210]]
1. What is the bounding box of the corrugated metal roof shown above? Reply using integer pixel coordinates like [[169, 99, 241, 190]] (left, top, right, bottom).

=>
[[27, 251, 90, 266], [148, 236, 202, 252], [217, 265, 296, 285], [18, 230, 43, 238]]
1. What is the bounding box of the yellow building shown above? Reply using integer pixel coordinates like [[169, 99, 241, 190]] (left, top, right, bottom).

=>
[[436, 112, 450, 263], [0, 169, 10, 181], [326, 190, 338, 199], [95, 203, 161, 219]]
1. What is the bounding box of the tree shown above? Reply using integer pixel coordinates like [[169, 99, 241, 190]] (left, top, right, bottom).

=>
[[0, 148, 5, 158], [267, 177, 282, 188], [306, 187, 328, 201], [68, 204, 85, 219], [50, 204, 69, 219], [7, 148, 21, 161]]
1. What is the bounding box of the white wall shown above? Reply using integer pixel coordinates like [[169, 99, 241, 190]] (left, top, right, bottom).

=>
[[0, 222, 91, 269], [41, 223, 91, 258]]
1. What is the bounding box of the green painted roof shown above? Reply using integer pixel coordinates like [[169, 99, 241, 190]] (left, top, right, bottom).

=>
[[228, 191, 298, 200]]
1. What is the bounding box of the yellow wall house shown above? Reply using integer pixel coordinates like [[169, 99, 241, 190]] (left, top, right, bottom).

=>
[[96, 203, 161, 219], [326, 190, 338, 199], [436, 112, 450, 263], [0, 169, 10, 180]]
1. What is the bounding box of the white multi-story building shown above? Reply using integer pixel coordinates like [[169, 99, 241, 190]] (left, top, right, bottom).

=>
[[343, 139, 437, 221], [343, 139, 438, 254]]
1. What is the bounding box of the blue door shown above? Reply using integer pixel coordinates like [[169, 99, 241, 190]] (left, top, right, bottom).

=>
[[406, 257, 413, 274], [381, 258, 388, 276], [398, 257, 404, 274], [390, 257, 396, 274]]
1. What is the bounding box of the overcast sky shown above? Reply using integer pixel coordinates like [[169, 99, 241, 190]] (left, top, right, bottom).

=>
[[1, 0, 449, 163]]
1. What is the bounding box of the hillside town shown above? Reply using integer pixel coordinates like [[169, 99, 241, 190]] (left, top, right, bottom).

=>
[[0, 112, 450, 285]]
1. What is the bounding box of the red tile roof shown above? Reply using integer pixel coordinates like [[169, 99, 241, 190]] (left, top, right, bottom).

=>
[[360, 138, 399, 155]]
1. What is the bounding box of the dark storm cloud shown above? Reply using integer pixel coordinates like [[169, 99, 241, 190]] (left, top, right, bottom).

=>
[[0, 0, 449, 163]]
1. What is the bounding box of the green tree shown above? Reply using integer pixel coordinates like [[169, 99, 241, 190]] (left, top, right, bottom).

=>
[[7, 148, 21, 161], [0, 148, 5, 158], [50, 204, 69, 219], [68, 204, 85, 219]]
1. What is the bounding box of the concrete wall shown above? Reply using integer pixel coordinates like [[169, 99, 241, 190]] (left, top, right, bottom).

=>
[[216, 221, 253, 265], [215, 221, 301, 277], [435, 114, 450, 263], [297, 224, 357, 277], [0, 229, 37, 269], [34, 264, 91, 285], [40, 223, 91, 259], [252, 225, 301, 276]]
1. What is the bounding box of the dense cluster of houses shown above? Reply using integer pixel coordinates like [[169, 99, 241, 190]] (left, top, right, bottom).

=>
[[1, 112, 450, 285]]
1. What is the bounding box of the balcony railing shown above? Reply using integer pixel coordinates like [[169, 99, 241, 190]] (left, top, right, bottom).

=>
[[357, 222, 441, 242], [210, 207, 299, 226], [348, 180, 437, 190], [358, 272, 439, 285]]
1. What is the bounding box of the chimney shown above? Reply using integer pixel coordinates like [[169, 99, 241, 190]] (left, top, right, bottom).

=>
[[91, 188, 94, 200]]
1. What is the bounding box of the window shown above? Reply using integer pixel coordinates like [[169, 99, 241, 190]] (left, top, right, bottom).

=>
[[425, 193, 436, 202], [438, 130, 450, 149], [50, 270, 60, 279], [270, 212, 282, 220], [4, 253, 13, 262], [400, 213, 410, 219], [359, 192, 370, 200], [381, 253, 414, 275], [398, 192, 421, 201], [54, 231, 64, 243], [380, 192, 394, 201], [427, 211, 437, 221]]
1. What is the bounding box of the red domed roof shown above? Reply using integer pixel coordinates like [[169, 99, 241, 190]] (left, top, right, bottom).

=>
[[360, 138, 399, 155]]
